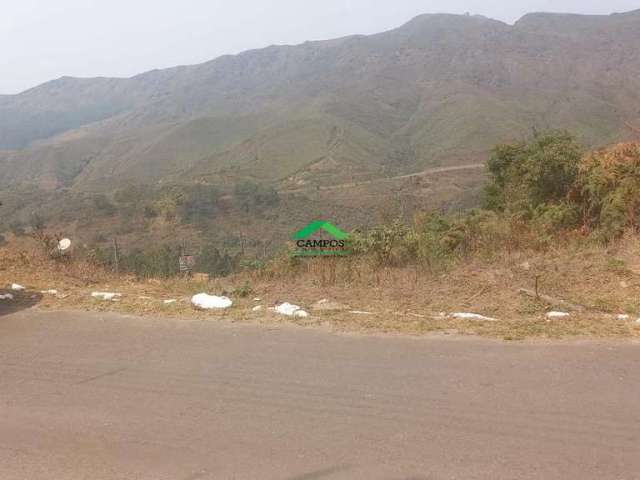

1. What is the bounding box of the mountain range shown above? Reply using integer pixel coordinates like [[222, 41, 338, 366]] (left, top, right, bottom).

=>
[[2, 9, 640, 195]]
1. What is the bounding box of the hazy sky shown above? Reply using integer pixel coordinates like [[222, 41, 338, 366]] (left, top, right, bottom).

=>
[[1, 0, 639, 94]]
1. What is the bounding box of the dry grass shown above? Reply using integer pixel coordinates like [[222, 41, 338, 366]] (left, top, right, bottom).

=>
[[1, 235, 640, 340]]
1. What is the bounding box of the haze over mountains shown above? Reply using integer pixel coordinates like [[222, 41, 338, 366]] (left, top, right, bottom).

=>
[[1, 9, 640, 193]]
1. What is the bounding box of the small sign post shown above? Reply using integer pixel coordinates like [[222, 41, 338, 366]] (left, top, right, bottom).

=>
[[179, 255, 195, 274]]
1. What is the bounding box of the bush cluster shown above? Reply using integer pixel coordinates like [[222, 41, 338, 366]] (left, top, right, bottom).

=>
[[351, 132, 640, 270], [350, 210, 522, 270], [92, 242, 240, 279], [573, 143, 640, 239]]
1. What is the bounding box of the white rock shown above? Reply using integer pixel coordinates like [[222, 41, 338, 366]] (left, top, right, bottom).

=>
[[41, 289, 58, 295], [253, 297, 262, 302], [252, 305, 263, 312], [0, 293, 14, 300], [191, 293, 233, 310], [275, 302, 308, 318], [91, 292, 122, 301], [163, 299, 177, 305], [617, 314, 630, 321], [449, 312, 497, 322], [546, 311, 570, 319], [11, 283, 25, 291]]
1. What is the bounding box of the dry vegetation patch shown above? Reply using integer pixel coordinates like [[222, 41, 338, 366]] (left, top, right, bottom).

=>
[[2, 234, 639, 341], [3, 140, 640, 340], [245, 235, 640, 339]]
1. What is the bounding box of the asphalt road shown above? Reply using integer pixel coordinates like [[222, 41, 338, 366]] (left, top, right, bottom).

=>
[[1, 310, 639, 479]]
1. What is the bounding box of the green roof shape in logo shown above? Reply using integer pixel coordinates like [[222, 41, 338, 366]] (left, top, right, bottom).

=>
[[293, 221, 349, 240]]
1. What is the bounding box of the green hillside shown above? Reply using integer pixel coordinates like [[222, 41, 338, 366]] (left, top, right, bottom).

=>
[[1, 9, 640, 255]]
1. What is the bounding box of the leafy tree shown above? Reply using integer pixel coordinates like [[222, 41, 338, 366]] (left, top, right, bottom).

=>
[[484, 131, 582, 218], [114, 185, 152, 205], [574, 142, 640, 237], [196, 244, 237, 277], [143, 205, 158, 219], [92, 194, 116, 215], [178, 185, 221, 224], [233, 182, 279, 213]]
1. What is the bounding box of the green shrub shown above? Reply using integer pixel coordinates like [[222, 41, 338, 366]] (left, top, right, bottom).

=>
[[235, 282, 253, 298], [574, 143, 640, 238], [351, 219, 413, 267], [484, 131, 582, 218], [234, 182, 279, 213], [91, 194, 116, 216], [178, 185, 222, 224], [350, 211, 500, 271], [410, 212, 454, 269], [121, 244, 181, 278], [196, 244, 237, 277], [533, 202, 581, 235], [143, 205, 158, 219]]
